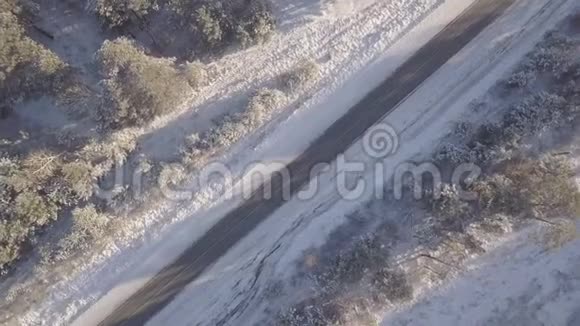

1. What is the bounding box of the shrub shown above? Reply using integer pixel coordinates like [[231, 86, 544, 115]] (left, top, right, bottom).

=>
[[278, 299, 349, 326], [279, 296, 381, 326], [432, 184, 471, 230], [453, 121, 473, 138], [180, 133, 204, 166], [13, 191, 58, 228], [506, 32, 575, 87], [54, 205, 110, 261], [435, 123, 493, 164], [470, 174, 515, 213], [3, 155, 50, 193], [70, 205, 110, 238], [436, 143, 475, 164], [234, 1, 276, 47], [281, 60, 319, 91], [469, 156, 580, 221], [170, 0, 276, 52], [279, 233, 393, 326], [97, 37, 190, 128], [194, 4, 225, 47], [321, 235, 388, 286], [503, 92, 569, 135], [478, 213, 513, 234], [44, 178, 78, 207], [95, 0, 157, 28], [0, 10, 68, 104], [473, 123, 505, 147], [178, 61, 207, 89], [0, 212, 28, 269], [506, 70, 536, 88], [179, 88, 285, 168], [542, 220, 577, 250], [191, 88, 285, 153], [244, 88, 285, 126], [0, 150, 109, 269], [0, 180, 9, 210], [0, 144, 129, 270], [372, 268, 413, 303], [21, 150, 61, 185], [0, 156, 19, 191], [0, 0, 19, 13], [440, 90, 579, 166], [0, 237, 20, 271], [157, 163, 187, 195], [501, 156, 580, 220], [60, 161, 96, 200], [525, 32, 575, 78], [80, 129, 138, 166]]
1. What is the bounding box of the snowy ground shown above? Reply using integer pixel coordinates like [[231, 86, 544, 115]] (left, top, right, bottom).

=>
[[5, 0, 575, 325], [383, 229, 580, 326]]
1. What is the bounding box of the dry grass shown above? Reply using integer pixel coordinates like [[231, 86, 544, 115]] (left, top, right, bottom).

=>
[[181, 88, 286, 167], [280, 60, 319, 92]]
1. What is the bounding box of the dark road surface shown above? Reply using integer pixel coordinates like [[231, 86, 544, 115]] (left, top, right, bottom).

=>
[[99, 0, 516, 324]]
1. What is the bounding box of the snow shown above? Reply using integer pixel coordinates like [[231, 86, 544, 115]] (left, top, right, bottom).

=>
[[10, 0, 575, 324], [34, 0, 104, 83], [322, 0, 377, 17], [13, 0, 448, 324], [137, 0, 445, 162], [383, 229, 580, 326], [141, 0, 576, 325]]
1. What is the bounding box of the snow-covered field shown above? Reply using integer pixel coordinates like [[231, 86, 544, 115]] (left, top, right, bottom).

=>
[[6, 0, 576, 325], [383, 228, 580, 326]]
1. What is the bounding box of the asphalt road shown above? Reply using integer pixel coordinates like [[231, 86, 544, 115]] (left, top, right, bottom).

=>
[[98, 0, 517, 324]]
